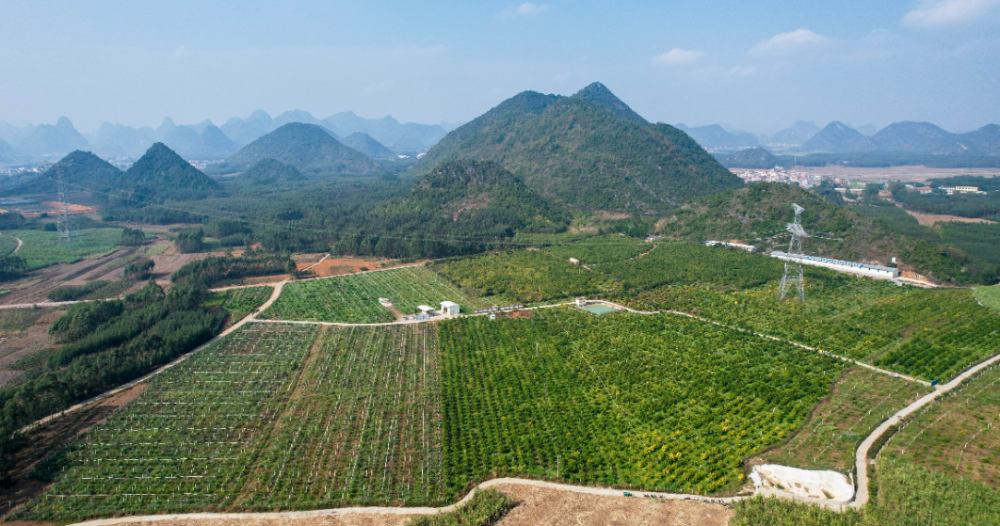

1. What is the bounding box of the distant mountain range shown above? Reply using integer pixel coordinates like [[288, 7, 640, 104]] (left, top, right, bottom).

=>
[[414, 82, 741, 214], [798, 121, 1000, 155], [0, 110, 454, 167], [674, 124, 760, 152]]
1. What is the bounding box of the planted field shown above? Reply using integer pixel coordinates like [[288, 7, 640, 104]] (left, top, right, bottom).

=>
[[8, 228, 122, 270], [630, 280, 1000, 382], [544, 235, 651, 265], [239, 323, 446, 508], [882, 363, 1000, 488], [261, 266, 493, 323], [439, 250, 617, 303], [438, 308, 845, 496], [599, 240, 784, 291], [19, 323, 320, 520], [765, 367, 932, 471]]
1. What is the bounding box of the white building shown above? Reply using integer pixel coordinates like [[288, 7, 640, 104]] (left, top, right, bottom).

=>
[[575, 297, 587, 307], [770, 251, 899, 280], [569, 258, 580, 265], [440, 301, 459, 315]]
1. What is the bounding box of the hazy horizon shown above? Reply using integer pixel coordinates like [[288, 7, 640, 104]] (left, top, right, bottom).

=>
[[2, 0, 999, 135]]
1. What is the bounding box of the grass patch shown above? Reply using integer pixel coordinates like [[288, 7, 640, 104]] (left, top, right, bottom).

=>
[[9, 228, 122, 270], [0, 234, 19, 255], [0, 307, 48, 334], [974, 283, 1000, 311], [204, 286, 273, 321]]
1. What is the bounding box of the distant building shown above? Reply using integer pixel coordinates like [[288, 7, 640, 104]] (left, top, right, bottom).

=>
[[575, 297, 587, 307], [770, 251, 899, 280], [706, 240, 757, 252], [440, 301, 459, 315], [568, 258, 580, 265]]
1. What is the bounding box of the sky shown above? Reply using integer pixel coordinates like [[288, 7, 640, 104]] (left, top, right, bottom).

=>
[[1, 0, 998, 135]]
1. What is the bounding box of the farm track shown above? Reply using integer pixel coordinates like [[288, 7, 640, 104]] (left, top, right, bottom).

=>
[[19, 273, 1000, 520], [15, 281, 288, 436]]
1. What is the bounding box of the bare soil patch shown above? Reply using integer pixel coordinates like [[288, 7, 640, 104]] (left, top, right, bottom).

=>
[[903, 209, 997, 226], [0, 248, 132, 306], [308, 258, 396, 277]]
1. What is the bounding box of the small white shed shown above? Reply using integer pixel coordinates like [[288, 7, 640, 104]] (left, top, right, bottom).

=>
[[440, 301, 459, 315]]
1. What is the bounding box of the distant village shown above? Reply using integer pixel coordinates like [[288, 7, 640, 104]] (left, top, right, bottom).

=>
[[730, 167, 823, 188]]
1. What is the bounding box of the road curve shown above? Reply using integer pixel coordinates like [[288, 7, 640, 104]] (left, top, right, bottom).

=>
[[65, 477, 745, 526], [16, 282, 288, 435], [851, 351, 1000, 508], [11, 235, 23, 253]]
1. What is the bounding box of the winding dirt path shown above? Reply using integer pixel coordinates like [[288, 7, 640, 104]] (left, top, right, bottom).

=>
[[11, 235, 22, 253], [16, 281, 287, 435], [851, 351, 1000, 508]]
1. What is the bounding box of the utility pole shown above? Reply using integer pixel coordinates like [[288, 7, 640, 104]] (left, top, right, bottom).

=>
[[778, 203, 806, 302]]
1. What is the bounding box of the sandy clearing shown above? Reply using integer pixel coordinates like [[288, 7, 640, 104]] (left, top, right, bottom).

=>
[[902, 209, 997, 226]]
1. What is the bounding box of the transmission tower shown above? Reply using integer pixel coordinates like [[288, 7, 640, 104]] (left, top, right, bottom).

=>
[[778, 203, 807, 302], [56, 172, 78, 245]]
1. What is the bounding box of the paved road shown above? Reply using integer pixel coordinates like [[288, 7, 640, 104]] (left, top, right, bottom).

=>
[[851, 351, 1000, 508], [16, 281, 288, 435]]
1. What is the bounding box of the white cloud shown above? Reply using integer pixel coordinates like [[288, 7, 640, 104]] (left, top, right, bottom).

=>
[[750, 29, 826, 54], [504, 2, 548, 17], [652, 48, 704, 66], [902, 0, 999, 27]]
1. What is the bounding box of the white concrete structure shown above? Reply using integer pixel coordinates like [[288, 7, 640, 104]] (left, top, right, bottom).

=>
[[568, 258, 580, 265], [705, 240, 758, 252], [575, 297, 587, 307], [751, 464, 854, 503], [440, 301, 459, 315], [771, 251, 899, 280]]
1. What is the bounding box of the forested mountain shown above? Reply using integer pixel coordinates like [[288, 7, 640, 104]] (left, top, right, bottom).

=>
[[117, 143, 219, 201], [412, 83, 741, 214], [17, 117, 91, 159], [675, 124, 760, 152], [218, 123, 385, 176], [91, 122, 156, 157], [331, 160, 568, 257], [271, 110, 323, 129], [571, 82, 648, 125], [714, 147, 777, 168], [339, 132, 395, 159], [238, 158, 306, 184], [799, 121, 872, 153], [6, 150, 122, 196], [769, 121, 820, 146]]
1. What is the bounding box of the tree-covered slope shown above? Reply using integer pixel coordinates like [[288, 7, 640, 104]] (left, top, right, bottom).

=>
[[332, 160, 568, 258], [412, 84, 741, 213], [118, 143, 219, 201], [7, 150, 122, 196], [656, 182, 977, 284], [339, 132, 395, 159], [715, 147, 778, 168], [800, 121, 872, 153], [239, 158, 306, 184], [221, 123, 385, 176]]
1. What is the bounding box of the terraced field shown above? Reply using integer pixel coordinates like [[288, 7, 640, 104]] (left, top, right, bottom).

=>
[[260, 266, 495, 323]]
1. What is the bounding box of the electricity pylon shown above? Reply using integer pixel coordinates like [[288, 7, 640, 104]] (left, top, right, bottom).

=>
[[778, 203, 806, 301]]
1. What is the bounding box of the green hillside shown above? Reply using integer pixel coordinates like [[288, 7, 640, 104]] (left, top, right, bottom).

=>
[[221, 123, 385, 176], [120, 143, 219, 201], [238, 158, 306, 184], [7, 150, 122, 196], [412, 83, 741, 214], [332, 160, 568, 258]]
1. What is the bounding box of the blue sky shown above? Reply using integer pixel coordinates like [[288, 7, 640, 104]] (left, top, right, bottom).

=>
[[1, 0, 998, 134]]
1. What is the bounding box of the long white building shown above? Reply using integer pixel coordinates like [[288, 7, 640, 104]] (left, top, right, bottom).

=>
[[770, 251, 899, 280]]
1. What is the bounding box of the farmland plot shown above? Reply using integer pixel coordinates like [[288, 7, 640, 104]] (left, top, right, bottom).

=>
[[19, 323, 320, 520], [261, 266, 493, 323], [238, 324, 447, 508], [438, 309, 845, 496]]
